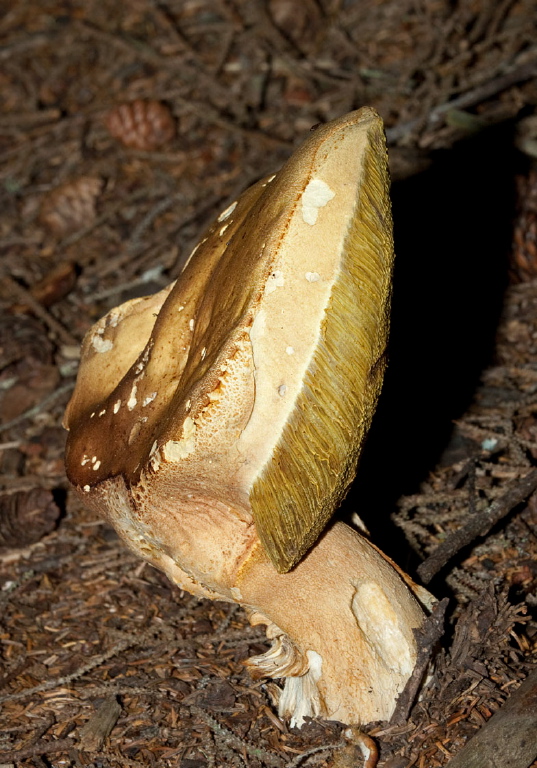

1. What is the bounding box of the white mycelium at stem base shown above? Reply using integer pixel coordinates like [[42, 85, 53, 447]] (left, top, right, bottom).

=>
[[64, 107, 433, 727]]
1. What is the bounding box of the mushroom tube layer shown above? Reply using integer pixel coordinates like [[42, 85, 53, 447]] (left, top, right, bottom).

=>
[[65, 107, 432, 726]]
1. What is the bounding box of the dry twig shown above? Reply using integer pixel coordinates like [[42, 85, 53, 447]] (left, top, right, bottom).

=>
[[417, 469, 537, 583], [0, 737, 76, 763], [391, 598, 449, 724]]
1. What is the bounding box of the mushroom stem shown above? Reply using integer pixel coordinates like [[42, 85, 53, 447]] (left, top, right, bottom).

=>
[[96, 472, 429, 726], [238, 521, 429, 726]]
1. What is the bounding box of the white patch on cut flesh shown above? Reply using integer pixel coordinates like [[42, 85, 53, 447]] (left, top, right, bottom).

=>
[[162, 416, 196, 461], [351, 581, 413, 677], [301, 178, 335, 225], [264, 270, 285, 295]]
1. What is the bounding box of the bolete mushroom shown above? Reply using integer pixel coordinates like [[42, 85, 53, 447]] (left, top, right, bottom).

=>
[[64, 107, 433, 727]]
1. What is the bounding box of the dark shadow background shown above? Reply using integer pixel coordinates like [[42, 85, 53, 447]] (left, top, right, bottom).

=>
[[342, 120, 524, 573]]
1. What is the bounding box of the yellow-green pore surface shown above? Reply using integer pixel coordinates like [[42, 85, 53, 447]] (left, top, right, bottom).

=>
[[64, 107, 394, 574], [251, 112, 393, 571]]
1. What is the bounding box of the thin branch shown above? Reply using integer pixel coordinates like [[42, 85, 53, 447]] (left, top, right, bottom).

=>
[[0, 108, 62, 128], [0, 737, 76, 763], [391, 598, 449, 724], [417, 470, 537, 584]]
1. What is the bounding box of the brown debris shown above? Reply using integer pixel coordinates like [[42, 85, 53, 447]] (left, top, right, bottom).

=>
[[268, 0, 325, 54], [443, 667, 537, 768], [511, 171, 537, 283], [3, 276, 78, 348], [0, 358, 59, 427], [104, 100, 176, 151], [9, 262, 77, 313], [27, 261, 77, 309], [0, 315, 53, 369], [331, 727, 379, 768]]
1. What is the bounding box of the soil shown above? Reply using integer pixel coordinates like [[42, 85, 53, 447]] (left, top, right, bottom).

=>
[[1, 1, 537, 766]]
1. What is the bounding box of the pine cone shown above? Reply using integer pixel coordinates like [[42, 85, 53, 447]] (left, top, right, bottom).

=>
[[39, 176, 103, 236], [104, 100, 176, 151], [0, 488, 60, 550]]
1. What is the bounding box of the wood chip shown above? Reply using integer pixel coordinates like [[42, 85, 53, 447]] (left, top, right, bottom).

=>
[[79, 696, 122, 752]]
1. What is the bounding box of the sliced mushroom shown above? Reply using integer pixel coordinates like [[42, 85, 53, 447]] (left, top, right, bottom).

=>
[[64, 107, 433, 726]]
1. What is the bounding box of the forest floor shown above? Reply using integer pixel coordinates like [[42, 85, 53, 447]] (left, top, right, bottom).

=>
[[1, 1, 537, 766]]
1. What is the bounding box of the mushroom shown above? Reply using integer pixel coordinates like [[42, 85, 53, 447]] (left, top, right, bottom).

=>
[[64, 107, 434, 727]]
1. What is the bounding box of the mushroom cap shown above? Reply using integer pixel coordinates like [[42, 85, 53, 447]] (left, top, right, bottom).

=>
[[65, 106, 394, 573]]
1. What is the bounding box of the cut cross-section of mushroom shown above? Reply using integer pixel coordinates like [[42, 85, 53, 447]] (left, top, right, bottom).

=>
[[64, 107, 434, 727]]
